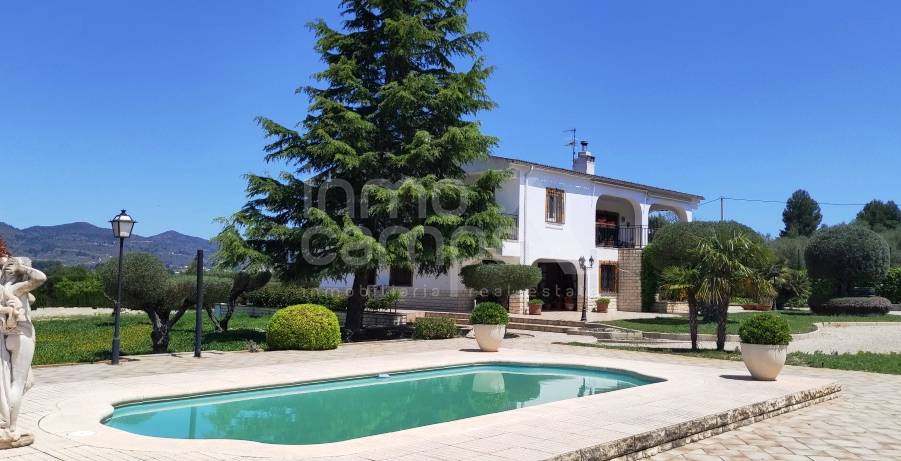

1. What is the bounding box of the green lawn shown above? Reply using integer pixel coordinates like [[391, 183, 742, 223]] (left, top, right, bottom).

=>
[[34, 311, 271, 366], [600, 310, 901, 336], [559, 342, 901, 375]]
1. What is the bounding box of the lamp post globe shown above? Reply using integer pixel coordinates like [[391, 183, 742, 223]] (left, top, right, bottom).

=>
[[109, 209, 136, 365], [110, 210, 136, 238]]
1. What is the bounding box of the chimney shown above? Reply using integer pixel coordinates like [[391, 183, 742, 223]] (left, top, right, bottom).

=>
[[572, 140, 595, 175]]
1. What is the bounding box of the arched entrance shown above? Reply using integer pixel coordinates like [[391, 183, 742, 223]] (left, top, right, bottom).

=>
[[532, 259, 578, 311]]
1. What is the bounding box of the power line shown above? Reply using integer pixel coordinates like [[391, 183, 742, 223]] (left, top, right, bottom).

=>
[[699, 197, 871, 207]]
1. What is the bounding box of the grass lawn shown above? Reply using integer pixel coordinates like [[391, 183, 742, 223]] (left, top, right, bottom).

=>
[[600, 310, 901, 336], [558, 342, 901, 375], [34, 311, 271, 366]]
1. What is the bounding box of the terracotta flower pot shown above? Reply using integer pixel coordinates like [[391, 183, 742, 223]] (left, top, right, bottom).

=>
[[528, 302, 543, 315]]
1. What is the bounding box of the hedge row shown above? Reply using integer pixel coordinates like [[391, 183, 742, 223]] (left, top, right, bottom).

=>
[[245, 285, 347, 311], [810, 296, 893, 316]]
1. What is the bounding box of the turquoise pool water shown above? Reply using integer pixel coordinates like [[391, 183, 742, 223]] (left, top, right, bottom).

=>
[[104, 363, 659, 445]]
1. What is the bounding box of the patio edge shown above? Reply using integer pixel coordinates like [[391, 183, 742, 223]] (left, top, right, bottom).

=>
[[551, 381, 842, 461]]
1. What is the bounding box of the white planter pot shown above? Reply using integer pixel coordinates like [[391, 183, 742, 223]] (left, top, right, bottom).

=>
[[473, 324, 506, 352], [740, 343, 788, 381]]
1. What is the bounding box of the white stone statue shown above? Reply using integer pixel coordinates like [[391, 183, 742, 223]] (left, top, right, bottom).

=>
[[0, 256, 45, 448]]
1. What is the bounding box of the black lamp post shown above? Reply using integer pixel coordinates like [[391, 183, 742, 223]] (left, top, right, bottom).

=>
[[110, 209, 136, 365], [578, 256, 594, 322]]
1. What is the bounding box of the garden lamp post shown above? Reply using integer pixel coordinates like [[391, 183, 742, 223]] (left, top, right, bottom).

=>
[[579, 256, 594, 322], [110, 210, 136, 365]]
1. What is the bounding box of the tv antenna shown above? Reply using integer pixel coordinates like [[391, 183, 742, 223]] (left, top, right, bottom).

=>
[[564, 128, 577, 160]]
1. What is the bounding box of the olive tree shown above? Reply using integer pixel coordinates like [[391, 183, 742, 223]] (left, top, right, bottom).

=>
[[460, 263, 541, 309], [98, 253, 232, 353], [804, 224, 890, 297]]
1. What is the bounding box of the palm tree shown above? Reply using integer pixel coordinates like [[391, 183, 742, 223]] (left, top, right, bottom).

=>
[[773, 267, 811, 309], [694, 232, 775, 351], [659, 266, 701, 350]]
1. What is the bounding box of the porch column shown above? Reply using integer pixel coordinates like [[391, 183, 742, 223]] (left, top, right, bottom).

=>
[[639, 203, 651, 247], [508, 290, 529, 315]]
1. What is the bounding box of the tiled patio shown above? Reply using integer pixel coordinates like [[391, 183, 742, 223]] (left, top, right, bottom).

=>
[[8, 331, 900, 460]]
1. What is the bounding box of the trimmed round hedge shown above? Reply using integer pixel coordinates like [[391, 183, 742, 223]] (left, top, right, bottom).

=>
[[738, 314, 792, 346], [804, 225, 890, 296], [811, 296, 892, 316], [470, 302, 509, 325], [266, 304, 341, 351], [459, 264, 541, 296], [412, 317, 458, 340]]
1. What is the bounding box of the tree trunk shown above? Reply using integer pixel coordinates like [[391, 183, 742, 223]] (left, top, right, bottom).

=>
[[344, 271, 366, 334], [700, 302, 717, 323], [204, 300, 235, 333], [715, 302, 728, 351], [148, 310, 171, 354], [687, 291, 699, 351]]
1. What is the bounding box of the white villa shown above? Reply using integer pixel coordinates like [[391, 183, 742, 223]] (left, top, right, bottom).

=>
[[327, 142, 703, 314]]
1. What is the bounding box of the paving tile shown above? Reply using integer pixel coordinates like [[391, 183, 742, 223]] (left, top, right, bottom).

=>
[[0, 330, 893, 461]]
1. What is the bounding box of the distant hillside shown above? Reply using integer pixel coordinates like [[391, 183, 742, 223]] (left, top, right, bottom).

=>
[[0, 222, 217, 269]]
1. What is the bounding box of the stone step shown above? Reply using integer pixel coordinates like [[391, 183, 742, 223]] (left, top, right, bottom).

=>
[[506, 322, 575, 334], [423, 311, 587, 328]]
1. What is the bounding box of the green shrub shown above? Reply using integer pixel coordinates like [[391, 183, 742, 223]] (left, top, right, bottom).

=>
[[459, 264, 541, 298], [877, 267, 901, 303], [246, 284, 347, 311], [738, 314, 792, 345], [528, 298, 543, 305], [32, 265, 111, 308], [805, 225, 891, 296], [774, 268, 811, 309], [266, 304, 341, 350], [807, 277, 833, 308], [811, 297, 893, 316], [470, 302, 509, 325], [640, 251, 659, 309], [366, 290, 400, 311], [412, 317, 458, 340]]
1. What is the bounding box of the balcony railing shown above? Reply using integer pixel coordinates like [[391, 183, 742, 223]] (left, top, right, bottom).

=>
[[595, 225, 659, 249], [504, 214, 519, 240]]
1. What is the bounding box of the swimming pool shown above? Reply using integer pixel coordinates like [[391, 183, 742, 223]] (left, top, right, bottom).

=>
[[104, 363, 660, 445]]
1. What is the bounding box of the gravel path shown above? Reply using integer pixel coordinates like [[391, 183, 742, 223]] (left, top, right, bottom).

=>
[[790, 323, 901, 354], [592, 323, 901, 354]]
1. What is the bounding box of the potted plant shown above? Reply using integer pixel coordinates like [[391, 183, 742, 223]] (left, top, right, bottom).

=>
[[528, 298, 543, 315], [595, 297, 611, 313], [738, 313, 792, 381], [470, 302, 509, 352]]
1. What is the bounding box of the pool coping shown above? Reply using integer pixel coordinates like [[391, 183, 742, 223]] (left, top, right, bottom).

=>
[[38, 348, 840, 460]]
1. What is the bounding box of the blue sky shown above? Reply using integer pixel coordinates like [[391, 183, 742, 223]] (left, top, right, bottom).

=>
[[2, 0, 899, 238]]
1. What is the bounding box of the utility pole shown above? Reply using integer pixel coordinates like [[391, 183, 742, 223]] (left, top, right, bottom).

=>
[[720, 196, 725, 221]]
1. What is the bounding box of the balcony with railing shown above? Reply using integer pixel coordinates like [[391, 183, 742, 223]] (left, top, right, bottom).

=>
[[595, 225, 658, 249], [504, 213, 519, 240]]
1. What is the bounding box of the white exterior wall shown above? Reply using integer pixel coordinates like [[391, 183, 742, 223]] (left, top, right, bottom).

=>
[[320, 156, 700, 311]]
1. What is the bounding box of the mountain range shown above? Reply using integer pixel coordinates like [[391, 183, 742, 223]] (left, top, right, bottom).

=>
[[0, 222, 217, 268]]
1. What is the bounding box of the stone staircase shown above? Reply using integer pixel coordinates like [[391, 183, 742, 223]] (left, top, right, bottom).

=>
[[422, 312, 642, 338], [422, 311, 687, 344]]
